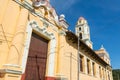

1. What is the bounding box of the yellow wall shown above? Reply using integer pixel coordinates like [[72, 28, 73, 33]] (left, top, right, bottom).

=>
[[0, 0, 20, 68], [0, 0, 112, 80]]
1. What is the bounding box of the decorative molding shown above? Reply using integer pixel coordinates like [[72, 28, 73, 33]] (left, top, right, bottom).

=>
[[0, 64, 22, 75], [40, 18, 58, 32], [22, 20, 56, 77], [31, 21, 55, 39], [3, 64, 21, 68], [14, 0, 34, 12], [0, 69, 22, 75], [43, 22, 49, 28], [13, 0, 59, 33], [59, 30, 66, 36]]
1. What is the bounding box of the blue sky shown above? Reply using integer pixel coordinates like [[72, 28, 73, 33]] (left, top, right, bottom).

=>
[[50, 0, 120, 69]]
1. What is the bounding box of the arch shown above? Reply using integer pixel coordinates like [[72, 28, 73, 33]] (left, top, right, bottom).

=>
[[79, 33, 82, 39]]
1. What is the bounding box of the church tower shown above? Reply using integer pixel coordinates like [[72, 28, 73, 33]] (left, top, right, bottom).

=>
[[95, 45, 111, 65], [75, 17, 93, 48]]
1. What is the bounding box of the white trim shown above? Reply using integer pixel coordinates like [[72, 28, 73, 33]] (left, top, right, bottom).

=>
[[3, 64, 21, 68], [0, 69, 22, 74], [21, 22, 32, 73], [21, 20, 56, 77], [47, 38, 56, 76]]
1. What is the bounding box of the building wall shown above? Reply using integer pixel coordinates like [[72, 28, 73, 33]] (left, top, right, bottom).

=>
[[57, 35, 78, 80], [62, 36, 113, 80], [0, 0, 60, 80], [0, 0, 24, 79], [0, 0, 20, 68], [0, 0, 112, 80]]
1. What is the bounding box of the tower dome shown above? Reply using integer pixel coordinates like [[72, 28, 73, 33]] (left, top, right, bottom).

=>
[[95, 45, 111, 65], [99, 45, 110, 58], [77, 17, 87, 25], [79, 17, 85, 20]]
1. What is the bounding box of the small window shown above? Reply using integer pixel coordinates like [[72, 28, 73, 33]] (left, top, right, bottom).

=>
[[79, 20, 82, 24], [79, 33, 82, 39], [92, 62, 96, 76], [108, 72, 110, 80], [99, 66, 102, 78], [80, 55, 84, 72], [87, 59, 90, 74], [79, 27, 81, 31]]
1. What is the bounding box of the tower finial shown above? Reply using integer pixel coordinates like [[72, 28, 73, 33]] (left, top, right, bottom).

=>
[[100, 45, 105, 50]]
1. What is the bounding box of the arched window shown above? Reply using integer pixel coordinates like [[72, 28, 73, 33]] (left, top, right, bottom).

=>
[[79, 27, 81, 31], [108, 73, 110, 80], [80, 55, 84, 72], [92, 62, 96, 76], [79, 33, 82, 39], [87, 59, 90, 74], [99, 66, 102, 78]]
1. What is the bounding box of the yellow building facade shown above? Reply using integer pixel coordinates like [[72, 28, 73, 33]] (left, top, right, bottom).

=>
[[0, 0, 113, 80]]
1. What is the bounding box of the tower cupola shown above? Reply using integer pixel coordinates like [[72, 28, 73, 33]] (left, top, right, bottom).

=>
[[77, 17, 87, 25], [95, 45, 111, 65]]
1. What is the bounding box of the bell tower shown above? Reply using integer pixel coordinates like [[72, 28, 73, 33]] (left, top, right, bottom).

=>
[[75, 17, 93, 48], [95, 45, 111, 65]]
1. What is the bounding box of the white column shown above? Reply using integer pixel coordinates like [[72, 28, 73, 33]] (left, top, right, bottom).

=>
[[84, 56, 87, 74], [21, 22, 32, 73], [90, 60, 93, 76], [47, 38, 56, 76]]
